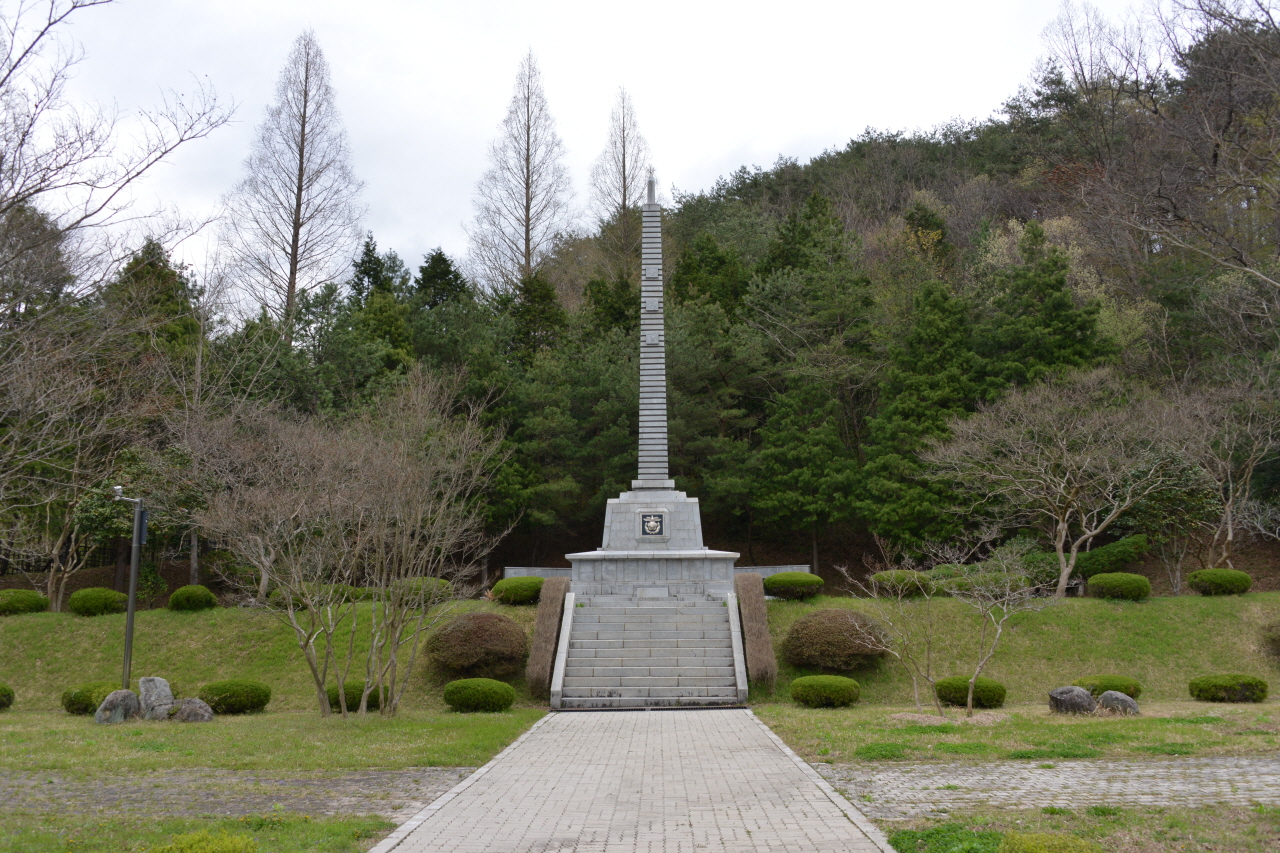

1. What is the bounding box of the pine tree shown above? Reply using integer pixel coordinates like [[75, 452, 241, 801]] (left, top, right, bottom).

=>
[[415, 249, 469, 308]]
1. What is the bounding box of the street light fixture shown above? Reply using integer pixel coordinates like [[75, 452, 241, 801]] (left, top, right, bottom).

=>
[[112, 487, 146, 691]]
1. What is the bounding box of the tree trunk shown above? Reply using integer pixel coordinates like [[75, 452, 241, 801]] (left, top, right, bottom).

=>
[[189, 529, 200, 586]]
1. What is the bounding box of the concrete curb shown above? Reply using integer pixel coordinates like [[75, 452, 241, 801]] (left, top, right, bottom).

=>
[[744, 708, 897, 853], [366, 712, 558, 853]]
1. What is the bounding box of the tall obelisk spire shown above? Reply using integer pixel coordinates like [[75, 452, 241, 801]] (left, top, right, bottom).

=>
[[634, 176, 673, 490]]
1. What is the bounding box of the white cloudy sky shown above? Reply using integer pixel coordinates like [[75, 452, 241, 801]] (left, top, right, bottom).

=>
[[60, 0, 1144, 270]]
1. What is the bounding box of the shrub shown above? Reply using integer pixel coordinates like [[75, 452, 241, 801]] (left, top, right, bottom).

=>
[[443, 677, 516, 712], [929, 565, 964, 580], [790, 675, 860, 707], [198, 679, 271, 714], [1086, 572, 1150, 601], [327, 681, 380, 712], [1000, 832, 1102, 853], [762, 571, 824, 600], [781, 609, 887, 671], [935, 675, 1007, 709], [1188, 674, 1268, 703], [397, 576, 452, 603], [940, 572, 1032, 596], [1072, 675, 1142, 700], [0, 683, 12, 711], [66, 587, 127, 617], [1073, 535, 1148, 579], [61, 681, 118, 715], [870, 570, 932, 598], [1022, 552, 1062, 587], [167, 585, 218, 612], [152, 831, 259, 853], [0, 589, 49, 616], [491, 576, 544, 605], [428, 612, 528, 678], [1187, 568, 1252, 596]]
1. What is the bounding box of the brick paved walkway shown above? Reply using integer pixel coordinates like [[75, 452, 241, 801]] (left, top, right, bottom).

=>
[[820, 756, 1280, 820], [372, 709, 892, 853]]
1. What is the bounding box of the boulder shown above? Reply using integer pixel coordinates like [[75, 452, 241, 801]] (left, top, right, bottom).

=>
[[1049, 685, 1097, 715], [139, 676, 175, 721], [169, 697, 214, 723], [94, 689, 141, 724], [1097, 690, 1140, 716]]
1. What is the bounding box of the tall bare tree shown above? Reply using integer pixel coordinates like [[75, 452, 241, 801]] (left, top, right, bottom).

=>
[[926, 369, 1184, 597], [222, 30, 363, 341], [589, 88, 651, 264], [467, 50, 573, 291]]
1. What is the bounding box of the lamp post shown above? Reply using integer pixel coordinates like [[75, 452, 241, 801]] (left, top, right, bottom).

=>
[[112, 486, 146, 691]]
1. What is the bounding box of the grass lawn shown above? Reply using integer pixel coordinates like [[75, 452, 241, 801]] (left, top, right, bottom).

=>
[[759, 592, 1280, 705], [1, 811, 393, 853], [884, 804, 1280, 853], [0, 706, 544, 773], [756, 700, 1279, 763]]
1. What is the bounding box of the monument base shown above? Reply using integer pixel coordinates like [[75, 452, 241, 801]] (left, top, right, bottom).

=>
[[566, 548, 740, 598]]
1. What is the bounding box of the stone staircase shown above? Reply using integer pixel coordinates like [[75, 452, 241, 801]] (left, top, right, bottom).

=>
[[554, 594, 746, 709]]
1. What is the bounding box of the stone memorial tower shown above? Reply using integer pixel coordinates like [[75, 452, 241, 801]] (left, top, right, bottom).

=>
[[565, 178, 740, 598]]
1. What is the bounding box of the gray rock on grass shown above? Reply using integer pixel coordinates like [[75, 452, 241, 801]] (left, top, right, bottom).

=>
[[94, 689, 141, 724], [139, 676, 175, 721], [1049, 685, 1097, 714], [170, 697, 215, 722], [1097, 689, 1140, 715]]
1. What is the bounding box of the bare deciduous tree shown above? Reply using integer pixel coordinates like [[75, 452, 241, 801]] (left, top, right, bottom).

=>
[[926, 369, 1184, 597], [467, 50, 573, 291], [589, 88, 651, 264], [221, 29, 363, 341]]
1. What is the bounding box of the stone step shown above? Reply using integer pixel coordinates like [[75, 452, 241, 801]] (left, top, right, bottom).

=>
[[572, 613, 728, 623], [575, 607, 727, 616], [569, 638, 732, 650], [564, 665, 736, 678], [557, 695, 740, 709], [568, 646, 732, 659], [566, 654, 734, 667], [570, 629, 726, 641], [561, 685, 739, 698]]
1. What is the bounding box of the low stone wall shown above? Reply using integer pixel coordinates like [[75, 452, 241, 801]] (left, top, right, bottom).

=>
[[733, 573, 777, 690], [525, 576, 570, 699]]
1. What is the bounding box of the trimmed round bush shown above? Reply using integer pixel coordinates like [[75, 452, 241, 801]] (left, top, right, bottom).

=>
[[66, 587, 127, 617], [1072, 675, 1142, 700], [1187, 568, 1252, 596], [1073, 534, 1149, 580], [790, 675, 860, 708], [1086, 572, 1150, 601], [762, 571, 824, 600], [61, 681, 118, 715], [870, 570, 932, 598], [443, 677, 516, 712], [491, 576, 544, 605], [198, 679, 271, 714], [397, 576, 452, 603], [167, 584, 218, 612], [1188, 674, 1268, 703], [0, 589, 50, 616], [428, 612, 528, 678], [929, 565, 964, 580], [935, 675, 1007, 709], [327, 681, 380, 712], [781, 609, 887, 672], [999, 832, 1103, 853], [0, 683, 13, 711]]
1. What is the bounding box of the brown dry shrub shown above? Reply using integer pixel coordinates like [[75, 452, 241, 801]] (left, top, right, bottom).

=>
[[428, 612, 528, 679], [781, 609, 888, 672]]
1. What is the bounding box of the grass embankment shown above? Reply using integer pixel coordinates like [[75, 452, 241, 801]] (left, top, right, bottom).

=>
[[0, 599, 538, 712], [759, 592, 1280, 705]]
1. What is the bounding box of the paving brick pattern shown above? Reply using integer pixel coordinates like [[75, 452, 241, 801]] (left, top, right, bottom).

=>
[[819, 756, 1280, 820], [373, 709, 891, 853]]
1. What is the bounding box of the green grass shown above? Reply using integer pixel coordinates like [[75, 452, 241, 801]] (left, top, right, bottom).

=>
[[755, 700, 1280, 763], [0, 707, 544, 773], [883, 804, 1280, 853], [760, 592, 1280, 705], [0, 811, 392, 853], [0, 599, 538, 712]]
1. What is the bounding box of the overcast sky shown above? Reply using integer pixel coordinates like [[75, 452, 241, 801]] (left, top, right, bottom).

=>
[[60, 0, 1144, 271]]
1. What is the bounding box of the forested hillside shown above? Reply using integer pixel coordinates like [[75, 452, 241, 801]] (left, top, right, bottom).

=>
[[6, 1, 1280, 601]]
